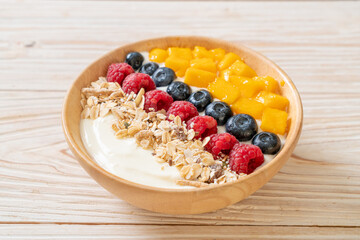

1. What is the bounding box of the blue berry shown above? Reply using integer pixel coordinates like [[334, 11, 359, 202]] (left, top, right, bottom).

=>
[[188, 90, 212, 112], [166, 81, 191, 101], [205, 101, 232, 126], [139, 62, 159, 76], [225, 114, 258, 141], [152, 67, 175, 87], [252, 132, 281, 154], [125, 52, 144, 70]]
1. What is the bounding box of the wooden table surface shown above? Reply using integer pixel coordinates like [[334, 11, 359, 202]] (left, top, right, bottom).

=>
[[1, 0, 360, 239]]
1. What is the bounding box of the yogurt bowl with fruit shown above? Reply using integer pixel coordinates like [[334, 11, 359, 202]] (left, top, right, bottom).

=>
[[62, 36, 303, 214]]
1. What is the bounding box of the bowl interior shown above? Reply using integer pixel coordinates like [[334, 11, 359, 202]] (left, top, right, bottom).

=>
[[62, 36, 302, 193]]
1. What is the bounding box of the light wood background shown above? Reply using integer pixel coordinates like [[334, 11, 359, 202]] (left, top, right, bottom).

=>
[[1, 0, 360, 239]]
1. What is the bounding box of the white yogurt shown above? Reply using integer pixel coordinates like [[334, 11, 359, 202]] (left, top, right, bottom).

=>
[[80, 114, 191, 189]]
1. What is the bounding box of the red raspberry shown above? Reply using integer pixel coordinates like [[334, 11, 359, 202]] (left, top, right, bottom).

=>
[[166, 101, 199, 122], [205, 133, 238, 159], [186, 116, 218, 139], [229, 143, 264, 174], [106, 63, 134, 85], [122, 73, 156, 94], [144, 90, 174, 112]]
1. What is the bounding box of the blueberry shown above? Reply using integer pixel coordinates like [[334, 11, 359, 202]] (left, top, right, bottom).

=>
[[125, 52, 144, 70], [188, 90, 212, 112], [225, 114, 258, 141], [166, 81, 191, 101], [152, 67, 175, 87], [205, 101, 232, 126], [252, 132, 281, 154], [139, 62, 159, 76]]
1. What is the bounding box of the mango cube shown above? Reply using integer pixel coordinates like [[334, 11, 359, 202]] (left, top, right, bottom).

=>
[[261, 108, 288, 135], [231, 98, 265, 119], [190, 58, 217, 73], [234, 78, 265, 98], [207, 78, 241, 104], [184, 68, 216, 88], [219, 69, 232, 81], [149, 48, 168, 63], [210, 48, 226, 63], [256, 91, 289, 111], [254, 76, 280, 93], [193, 46, 214, 59], [165, 57, 189, 77], [167, 47, 193, 61], [217, 52, 241, 71], [228, 60, 257, 78]]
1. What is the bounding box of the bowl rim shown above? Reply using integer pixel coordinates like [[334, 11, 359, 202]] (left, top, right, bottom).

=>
[[62, 35, 303, 193]]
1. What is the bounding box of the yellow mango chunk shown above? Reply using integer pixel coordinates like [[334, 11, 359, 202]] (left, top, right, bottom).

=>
[[232, 98, 265, 119], [254, 76, 280, 93], [217, 52, 242, 71], [165, 57, 189, 77], [167, 47, 193, 61], [228, 60, 257, 78], [184, 68, 216, 88], [234, 78, 265, 98], [149, 48, 168, 63], [193, 46, 214, 59], [256, 91, 289, 111], [207, 78, 241, 104], [210, 48, 226, 63], [219, 69, 232, 81], [261, 108, 288, 135], [190, 58, 217, 73]]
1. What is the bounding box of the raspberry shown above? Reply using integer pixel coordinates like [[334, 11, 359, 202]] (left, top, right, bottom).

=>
[[204, 133, 238, 159], [166, 101, 199, 122], [106, 63, 134, 85], [186, 116, 217, 139], [122, 73, 156, 94], [229, 143, 264, 174], [144, 90, 174, 112]]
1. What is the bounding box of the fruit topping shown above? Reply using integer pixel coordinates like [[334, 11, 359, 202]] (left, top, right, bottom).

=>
[[256, 91, 289, 111], [166, 81, 192, 101], [125, 52, 144, 70], [192, 46, 214, 60], [165, 57, 189, 77], [261, 108, 288, 135], [139, 62, 159, 76], [209, 48, 226, 64], [190, 58, 217, 73], [231, 98, 265, 120], [217, 52, 241, 71], [229, 143, 264, 174], [188, 90, 212, 112], [184, 67, 216, 88], [205, 101, 233, 126], [152, 67, 175, 87], [144, 90, 174, 113], [252, 132, 281, 155], [122, 73, 156, 94], [227, 60, 257, 78], [168, 47, 193, 61], [225, 114, 258, 141], [186, 116, 218, 140], [166, 101, 199, 122], [207, 78, 241, 104], [204, 133, 238, 159], [149, 48, 168, 63], [106, 63, 134, 85]]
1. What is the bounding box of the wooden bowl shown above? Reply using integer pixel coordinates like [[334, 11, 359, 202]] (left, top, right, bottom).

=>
[[62, 36, 303, 214]]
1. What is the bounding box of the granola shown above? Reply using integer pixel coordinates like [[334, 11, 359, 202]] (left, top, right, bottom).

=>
[[80, 77, 245, 187]]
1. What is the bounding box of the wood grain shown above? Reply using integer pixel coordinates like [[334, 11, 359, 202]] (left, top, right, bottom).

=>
[[0, 0, 359, 237]]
